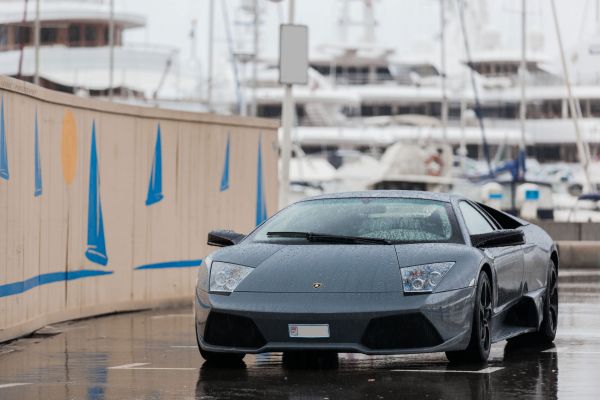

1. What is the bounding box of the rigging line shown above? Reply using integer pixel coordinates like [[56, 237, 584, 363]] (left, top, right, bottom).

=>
[[456, 0, 493, 176], [221, 0, 244, 115]]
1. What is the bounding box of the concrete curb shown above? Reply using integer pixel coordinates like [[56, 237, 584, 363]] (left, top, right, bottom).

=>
[[556, 241, 600, 269]]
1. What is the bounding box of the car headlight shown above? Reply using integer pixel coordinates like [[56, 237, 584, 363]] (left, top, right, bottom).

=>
[[209, 261, 253, 294], [401, 262, 455, 294]]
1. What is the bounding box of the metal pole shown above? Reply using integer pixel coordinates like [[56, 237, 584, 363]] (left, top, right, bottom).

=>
[[108, 0, 115, 100], [519, 0, 526, 152], [440, 0, 448, 140], [251, 0, 259, 117], [597, 0, 600, 33], [513, 0, 527, 211], [207, 0, 214, 111], [33, 0, 40, 86], [551, 0, 593, 191], [279, 0, 294, 209], [457, 0, 492, 176]]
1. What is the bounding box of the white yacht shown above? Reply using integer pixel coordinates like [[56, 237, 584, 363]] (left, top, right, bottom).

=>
[[221, 0, 600, 217], [225, 1, 600, 159], [0, 0, 202, 109]]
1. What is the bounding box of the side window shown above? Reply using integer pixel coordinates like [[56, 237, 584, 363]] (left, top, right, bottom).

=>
[[459, 202, 495, 235]]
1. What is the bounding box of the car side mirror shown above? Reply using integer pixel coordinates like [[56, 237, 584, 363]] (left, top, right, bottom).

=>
[[470, 229, 525, 248], [207, 230, 246, 247]]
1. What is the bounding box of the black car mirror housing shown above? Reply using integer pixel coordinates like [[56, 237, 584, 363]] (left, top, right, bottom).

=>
[[207, 230, 246, 247]]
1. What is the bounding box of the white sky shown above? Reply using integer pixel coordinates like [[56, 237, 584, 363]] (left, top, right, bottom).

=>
[[116, 0, 599, 69]]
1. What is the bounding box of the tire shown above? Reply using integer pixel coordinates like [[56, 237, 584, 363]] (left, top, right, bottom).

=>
[[511, 259, 558, 346], [446, 271, 492, 364], [195, 322, 245, 365]]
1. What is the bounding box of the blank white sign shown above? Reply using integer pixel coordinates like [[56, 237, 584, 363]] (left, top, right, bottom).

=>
[[279, 24, 309, 85]]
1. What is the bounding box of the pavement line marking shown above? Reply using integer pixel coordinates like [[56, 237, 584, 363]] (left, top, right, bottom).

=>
[[120, 367, 198, 371], [0, 383, 31, 389], [543, 347, 562, 353], [108, 363, 196, 371], [391, 367, 504, 374], [554, 350, 600, 355], [542, 347, 600, 354], [150, 314, 194, 319], [109, 363, 149, 369]]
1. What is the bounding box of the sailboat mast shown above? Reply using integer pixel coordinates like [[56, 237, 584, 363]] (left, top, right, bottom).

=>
[[457, 0, 492, 176], [597, 0, 600, 33], [34, 0, 40, 86], [519, 0, 526, 154], [108, 0, 114, 100], [440, 0, 448, 140], [550, 0, 593, 191]]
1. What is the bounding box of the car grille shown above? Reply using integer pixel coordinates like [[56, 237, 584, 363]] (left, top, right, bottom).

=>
[[203, 311, 266, 349], [361, 313, 443, 350]]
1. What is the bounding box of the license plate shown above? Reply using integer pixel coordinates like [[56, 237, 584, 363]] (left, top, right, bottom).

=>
[[288, 324, 330, 338]]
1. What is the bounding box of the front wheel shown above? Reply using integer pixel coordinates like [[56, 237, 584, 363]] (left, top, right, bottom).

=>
[[446, 271, 492, 364]]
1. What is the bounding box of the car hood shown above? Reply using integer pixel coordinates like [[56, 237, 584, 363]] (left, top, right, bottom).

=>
[[221, 243, 402, 293]]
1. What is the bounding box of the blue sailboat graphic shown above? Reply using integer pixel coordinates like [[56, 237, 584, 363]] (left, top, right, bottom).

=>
[[34, 110, 42, 196], [85, 122, 108, 266], [0, 97, 9, 180], [220, 132, 230, 192], [145, 124, 163, 206], [255, 134, 267, 226]]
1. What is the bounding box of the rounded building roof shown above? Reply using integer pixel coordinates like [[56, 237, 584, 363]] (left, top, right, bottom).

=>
[[0, 0, 145, 28]]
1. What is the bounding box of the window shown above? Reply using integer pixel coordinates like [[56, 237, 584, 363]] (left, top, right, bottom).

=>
[[0, 26, 8, 47], [252, 198, 462, 244], [84, 25, 96, 42], [15, 26, 31, 45], [459, 202, 495, 235], [477, 202, 522, 229], [68, 25, 80, 45], [41, 27, 57, 44]]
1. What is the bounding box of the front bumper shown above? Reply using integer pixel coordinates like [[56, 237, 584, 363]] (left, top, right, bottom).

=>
[[194, 287, 476, 355]]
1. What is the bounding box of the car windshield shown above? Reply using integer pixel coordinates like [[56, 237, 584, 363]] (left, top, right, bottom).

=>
[[252, 197, 461, 244]]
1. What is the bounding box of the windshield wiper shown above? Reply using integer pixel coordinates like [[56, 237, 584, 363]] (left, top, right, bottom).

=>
[[266, 231, 391, 245]]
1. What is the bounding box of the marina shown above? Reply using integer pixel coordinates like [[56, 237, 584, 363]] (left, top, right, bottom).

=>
[[2, 1, 600, 399]]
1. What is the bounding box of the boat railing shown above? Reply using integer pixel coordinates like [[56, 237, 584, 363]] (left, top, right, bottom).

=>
[[329, 73, 395, 86]]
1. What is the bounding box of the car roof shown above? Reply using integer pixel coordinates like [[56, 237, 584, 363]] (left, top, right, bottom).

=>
[[297, 190, 464, 203]]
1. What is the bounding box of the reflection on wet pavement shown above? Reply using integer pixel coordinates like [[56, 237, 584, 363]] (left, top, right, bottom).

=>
[[0, 269, 599, 399]]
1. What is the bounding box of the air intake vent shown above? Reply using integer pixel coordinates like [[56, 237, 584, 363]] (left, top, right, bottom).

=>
[[361, 313, 443, 350], [204, 312, 266, 349]]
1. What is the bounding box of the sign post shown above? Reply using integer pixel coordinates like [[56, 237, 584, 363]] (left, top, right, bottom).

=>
[[278, 18, 308, 209]]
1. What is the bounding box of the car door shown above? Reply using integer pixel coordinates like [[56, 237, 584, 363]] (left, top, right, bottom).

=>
[[459, 201, 524, 311]]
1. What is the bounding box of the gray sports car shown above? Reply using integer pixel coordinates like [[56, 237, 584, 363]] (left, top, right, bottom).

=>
[[194, 191, 558, 364]]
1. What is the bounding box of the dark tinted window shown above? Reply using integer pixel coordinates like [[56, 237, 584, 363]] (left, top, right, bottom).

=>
[[68, 25, 80, 44], [15, 26, 31, 45], [85, 25, 96, 42], [41, 28, 57, 44], [0, 26, 8, 47]]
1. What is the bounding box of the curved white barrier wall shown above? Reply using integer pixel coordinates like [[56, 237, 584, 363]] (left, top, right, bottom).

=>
[[0, 76, 279, 342]]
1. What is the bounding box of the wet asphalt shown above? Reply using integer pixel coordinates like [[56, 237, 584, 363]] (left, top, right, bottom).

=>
[[1, 269, 600, 400]]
